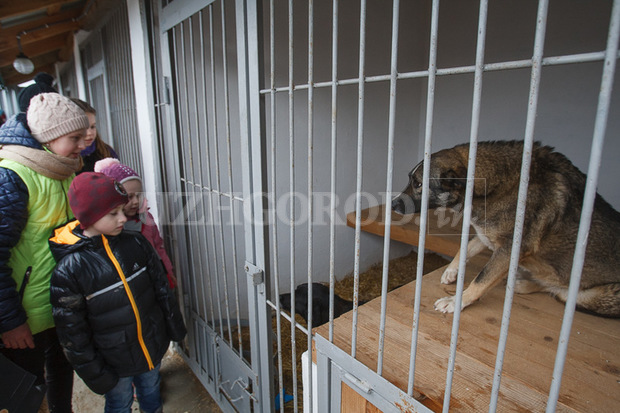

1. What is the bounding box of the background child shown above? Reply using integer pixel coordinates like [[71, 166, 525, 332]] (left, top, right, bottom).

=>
[[95, 158, 177, 288], [17, 72, 57, 113], [70, 99, 118, 173], [49, 172, 186, 413]]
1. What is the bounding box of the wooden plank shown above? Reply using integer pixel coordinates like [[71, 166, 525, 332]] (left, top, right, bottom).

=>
[[0, 1, 76, 21], [314, 255, 620, 412], [341, 383, 381, 413], [346, 205, 468, 257]]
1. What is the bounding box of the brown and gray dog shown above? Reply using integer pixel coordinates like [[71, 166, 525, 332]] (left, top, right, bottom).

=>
[[391, 140, 620, 317]]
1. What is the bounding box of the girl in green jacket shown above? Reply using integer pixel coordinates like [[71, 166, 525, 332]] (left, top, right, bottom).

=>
[[0, 93, 90, 413]]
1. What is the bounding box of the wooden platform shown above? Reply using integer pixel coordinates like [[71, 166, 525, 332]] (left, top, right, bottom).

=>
[[314, 205, 620, 412], [346, 204, 469, 257]]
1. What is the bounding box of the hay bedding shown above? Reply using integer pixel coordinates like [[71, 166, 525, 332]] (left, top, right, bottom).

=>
[[268, 250, 449, 412]]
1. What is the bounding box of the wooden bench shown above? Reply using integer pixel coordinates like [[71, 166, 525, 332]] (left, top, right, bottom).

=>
[[313, 205, 620, 412]]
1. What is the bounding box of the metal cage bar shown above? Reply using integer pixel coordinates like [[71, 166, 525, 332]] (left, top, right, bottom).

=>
[[235, 1, 274, 410], [442, 1, 489, 410], [287, 0, 299, 410], [305, 2, 315, 411], [207, 3, 235, 347], [287, 0, 299, 413], [328, 0, 339, 345], [489, 0, 549, 410], [408, 0, 440, 397], [192, 13, 225, 335], [259, 50, 620, 95], [267, 0, 286, 411], [376, 0, 400, 376], [351, 0, 368, 360], [173, 24, 205, 327], [191, 13, 216, 329], [218, 0, 245, 357], [547, 1, 620, 411]]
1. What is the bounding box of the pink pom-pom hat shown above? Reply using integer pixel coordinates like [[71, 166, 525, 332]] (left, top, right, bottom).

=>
[[94, 158, 142, 185]]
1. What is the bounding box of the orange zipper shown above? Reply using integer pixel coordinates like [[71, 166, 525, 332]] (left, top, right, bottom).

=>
[[102, 235, 154, 370]]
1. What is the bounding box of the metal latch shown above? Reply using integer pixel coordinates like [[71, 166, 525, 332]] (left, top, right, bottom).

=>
[[344, 372, 372, 394], [245, 262, 264, 285], [218, 377, 258, 403]]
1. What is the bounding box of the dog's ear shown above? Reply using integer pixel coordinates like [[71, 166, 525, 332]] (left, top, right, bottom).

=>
[[441, 167, 467, 189]]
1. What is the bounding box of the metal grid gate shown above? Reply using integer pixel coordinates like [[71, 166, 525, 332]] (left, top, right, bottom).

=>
[[158, 1, 273, 411], [80, 5, 144, 176], [156, 0, 619, 412]]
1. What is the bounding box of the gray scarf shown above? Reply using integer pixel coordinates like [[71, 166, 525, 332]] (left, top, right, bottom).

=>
[[0, 145, 80, 180]]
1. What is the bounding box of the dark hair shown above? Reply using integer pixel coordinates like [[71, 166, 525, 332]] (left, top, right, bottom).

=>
[[70, 98, 112, 159]]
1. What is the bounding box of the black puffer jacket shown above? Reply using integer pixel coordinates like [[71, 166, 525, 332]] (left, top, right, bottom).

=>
[[49, 220, 186, 395]]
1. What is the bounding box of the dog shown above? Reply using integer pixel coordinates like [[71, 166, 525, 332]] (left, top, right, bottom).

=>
[[280, 283, 359, 325], [392, 140, 620, 317]]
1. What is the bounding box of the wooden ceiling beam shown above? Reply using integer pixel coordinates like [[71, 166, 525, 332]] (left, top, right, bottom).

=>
[[0, 1, 78, 21], [0, 8, 81, 38], [46, 4, 64, 16], [0, 19, 80, 53]]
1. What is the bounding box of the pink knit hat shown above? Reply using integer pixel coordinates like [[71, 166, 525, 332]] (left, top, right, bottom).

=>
[[94, 158, 142, 184]]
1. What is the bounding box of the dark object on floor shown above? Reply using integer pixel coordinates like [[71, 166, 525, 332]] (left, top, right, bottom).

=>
[[0, 353, 47, 413], [280, 283, 365, 326]]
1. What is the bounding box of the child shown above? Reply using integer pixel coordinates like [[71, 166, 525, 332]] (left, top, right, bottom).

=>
[[0, 92, 90, 413], [17, 72, 57, 112], [95, 158, 177, 288], [70, 99, 118, 173], [49, 172, 186, 413]]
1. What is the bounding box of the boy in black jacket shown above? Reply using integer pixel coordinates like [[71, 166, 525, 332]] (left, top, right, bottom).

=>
[[49, 172, 186, 413]]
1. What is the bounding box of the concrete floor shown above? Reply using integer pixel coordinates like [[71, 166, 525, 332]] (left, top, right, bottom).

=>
[[70, 349, 222, 413]]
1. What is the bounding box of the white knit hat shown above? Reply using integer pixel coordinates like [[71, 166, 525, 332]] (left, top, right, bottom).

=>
[[27, 93, 90, 143]]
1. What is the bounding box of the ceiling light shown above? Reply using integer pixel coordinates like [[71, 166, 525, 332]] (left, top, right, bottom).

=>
[[13, 35, 34, 75], [13, 52, 34, 75]]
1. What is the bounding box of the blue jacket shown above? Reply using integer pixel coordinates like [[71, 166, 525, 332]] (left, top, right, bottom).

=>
[[0, 115, 38, 333]]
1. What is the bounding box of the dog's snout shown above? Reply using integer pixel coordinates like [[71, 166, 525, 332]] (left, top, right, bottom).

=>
[[392, 197, 406, 215]]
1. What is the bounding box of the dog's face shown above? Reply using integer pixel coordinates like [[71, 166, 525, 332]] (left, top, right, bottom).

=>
[[391, 151, 467, 215]]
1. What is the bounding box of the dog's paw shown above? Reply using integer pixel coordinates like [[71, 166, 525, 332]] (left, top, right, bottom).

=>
[[440, 267, 458, 284], [434, 296, 457, 313]]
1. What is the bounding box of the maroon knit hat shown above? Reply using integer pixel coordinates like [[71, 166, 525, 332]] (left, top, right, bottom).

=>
[[69, 172, 128, 229]]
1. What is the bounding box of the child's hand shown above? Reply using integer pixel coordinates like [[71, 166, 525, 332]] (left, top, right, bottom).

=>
[[1, 323, 35, 349]]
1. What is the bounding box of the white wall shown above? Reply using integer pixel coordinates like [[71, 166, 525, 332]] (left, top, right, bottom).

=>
[[264, 0, 619, 295], [264, 1, 429, 296], [415, 0, 620, 207]]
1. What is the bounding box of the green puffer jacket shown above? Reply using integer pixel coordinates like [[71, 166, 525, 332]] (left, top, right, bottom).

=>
[[0, 158, 74, 335]]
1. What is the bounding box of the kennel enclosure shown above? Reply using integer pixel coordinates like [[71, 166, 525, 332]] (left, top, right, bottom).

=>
[[151, 0, 620, 412]]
